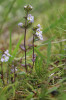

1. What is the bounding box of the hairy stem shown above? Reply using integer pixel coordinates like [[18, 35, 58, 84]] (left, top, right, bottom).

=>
[[14, 65, 15, 82], [33, 34, 34, 66], [7, 64, 9, 84], [24, 12, 28, 72], [1, 62, 4, 85]]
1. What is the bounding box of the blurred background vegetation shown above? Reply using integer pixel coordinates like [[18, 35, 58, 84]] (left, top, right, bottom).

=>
[[0, 0, 66, 50]]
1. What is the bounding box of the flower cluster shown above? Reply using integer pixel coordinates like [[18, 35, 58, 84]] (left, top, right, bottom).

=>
[[36, 24, 43, 40], [0, 50, 11, 62], [18, 5, 34, 28]]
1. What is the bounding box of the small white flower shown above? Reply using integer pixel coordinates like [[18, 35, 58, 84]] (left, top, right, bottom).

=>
[[27, 14, 34, 23], [18, 23, 23, 27], [4, 50, 11, 56], [36, 28, 40, 32], [37, 24, 42, 29], [1, 54, 9, 62], [4, 50, 9, 54], [4, 56, 9, 62], [29, 5, 33, 9], [0, 50, 11, 62], [37, 24, 41, 27], [2, 54, 6, 57], [35, 24, 43, 40], [38, 34, 43, 40], [24, 5, 33, 9], [1, 58, 5, 62], [24, 5, 27, 9], [36, 29, 42, 36]]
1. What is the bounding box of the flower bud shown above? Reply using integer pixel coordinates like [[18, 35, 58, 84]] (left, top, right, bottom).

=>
[[18, 22, 23, 28], [24, 5, 33, 12]]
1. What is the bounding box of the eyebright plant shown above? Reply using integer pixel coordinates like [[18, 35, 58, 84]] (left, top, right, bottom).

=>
[[18, 4, 43, 71], [0, 4, 43, 86], [0, 50, 11, 85], [1, 50, 11, 62]]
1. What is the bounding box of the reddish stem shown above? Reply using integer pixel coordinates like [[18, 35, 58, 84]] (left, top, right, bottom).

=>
[[33, 34, 34, 66], [24, 12, 28, 72], [14, 65, 15, 82], [1, 62, 4, 85]]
